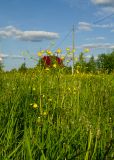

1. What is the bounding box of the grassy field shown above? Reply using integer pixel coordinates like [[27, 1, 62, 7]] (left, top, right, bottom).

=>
[[0, 69, 114, 159]]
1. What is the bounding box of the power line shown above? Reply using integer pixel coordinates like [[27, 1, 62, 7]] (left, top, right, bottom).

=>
[[93, 13, 114, 24], [52, 28, 72, 51], [52, 12, 114, 52]]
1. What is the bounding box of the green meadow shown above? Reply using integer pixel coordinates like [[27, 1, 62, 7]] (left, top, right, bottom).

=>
[[0, 69, 114, 159]]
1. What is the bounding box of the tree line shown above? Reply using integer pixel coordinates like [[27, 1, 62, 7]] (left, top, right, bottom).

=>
[[74, 51, 114, 74], [1, 50, 114, 74]]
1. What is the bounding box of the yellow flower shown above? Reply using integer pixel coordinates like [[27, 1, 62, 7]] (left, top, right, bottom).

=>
[[42, 111, 48, 116], [76, 70, 79, 74], [46, 50, 52, 55], [68, 87, 71, 91], [84, 48, 90, 53], [61, 56, 65, 60], [37, 51, 42, 57], [45, 68, 50, 71], [37, 116, 41, 121], [48, 98, 52, 102], [33, 103, 38, 109], [66, 60, 70, 63], [68, 52, 72, 55], [53, 64, 57, 68], [75, 57, 78, 61], [66, 48, 70, 51], [42, 94, 45, 98], [72, 49, 76, 53], [32, 87, 36, 91], [56, 48, 62, 54]]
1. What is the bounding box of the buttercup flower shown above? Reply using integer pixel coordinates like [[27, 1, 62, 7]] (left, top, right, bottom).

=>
[[72, 49, 76, 53], [84, 48, 90, 53], [66, 48, 70, 51], [48, 98, 52, 102], [32, 87, 36, 91], [56, 48, 62, 54], [53, 64, 57, 68], [61, 56, 65, 60], [37, 52, 42, 57], [75, 57, 78, 61], [41, 50, 44, 53], [42, 111, 48, 116], [33, 103, 38, 109], [45, 68, 50, 71], [66, 60, 70, 63], [46, 50, 52, 55]]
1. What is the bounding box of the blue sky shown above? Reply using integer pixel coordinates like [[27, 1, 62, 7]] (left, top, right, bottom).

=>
[[0, 0, 114, 70]]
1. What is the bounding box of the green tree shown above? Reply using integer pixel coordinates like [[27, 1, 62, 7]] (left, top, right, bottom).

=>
[[75, 52, 86, 72], [18, 62, 27, 72], [86, 55, 96, 73], [97, 51, 114, 73], [0, 61, 4, 72]]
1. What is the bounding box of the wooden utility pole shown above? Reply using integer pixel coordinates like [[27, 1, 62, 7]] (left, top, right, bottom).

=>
[[72, 25, 75, 75]]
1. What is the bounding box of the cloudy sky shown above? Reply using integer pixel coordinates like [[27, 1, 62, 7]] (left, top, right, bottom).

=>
[[0, 0, 114, 70]]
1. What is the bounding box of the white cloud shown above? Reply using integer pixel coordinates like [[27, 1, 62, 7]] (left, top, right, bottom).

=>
[[91, 0, 114, 14], [78, 22, 92, 31], [0, 53, 8, 58], [78, 21, 114, 31], [95, 24, 114, 28], [80, 43, 113, 49], [101, 6, 114, 13], [86, 36, 105, 41], [0, 26, 59, 42], [96, 36, 105, 40], [91, 0, 114, 6]]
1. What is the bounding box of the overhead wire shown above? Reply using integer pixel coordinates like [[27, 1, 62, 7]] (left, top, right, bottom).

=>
[[51, 11, 114, 52], [51, 28, 72, 51]]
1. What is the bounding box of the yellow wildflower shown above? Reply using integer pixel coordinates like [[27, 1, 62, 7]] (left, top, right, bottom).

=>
[[46, 50, 52, 55], [66, 48, 70, 51], [56, 48, 62, 54], [75, 57, 78, 61], [42, 94, 45, 98], [37, 117, 41, 124], [84, 48, 90, 53], [68, 52, 72, 55], [45, 67, 49, 71], [76, 70, 79, 74], [37, 117, 41, 122], [61, 56, 65, 60], [32, 87, 36, 91], [37, 51, 42, 57], [68, 87, 71, 91], [42, 111, 48, 116], [53, 64, 57, 68], [72, 49, 76, 53], [33, 103, 38, 109], [48, 98, 52, 102], [66, 60, 70, 63]]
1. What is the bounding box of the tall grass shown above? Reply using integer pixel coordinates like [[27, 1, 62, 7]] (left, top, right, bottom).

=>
[[0, 69, 114, 159]]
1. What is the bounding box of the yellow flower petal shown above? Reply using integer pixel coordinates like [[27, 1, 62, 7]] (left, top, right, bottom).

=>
[[84, 48, 90, 53], [56, 48, 62, 54], [53, 64, 57, 68], [37, 52, 42, 57], [33, 103, 38, 109], [66, 48, 70, 51], [61, 56, 65, 60], [45, 68, 50, 71]]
